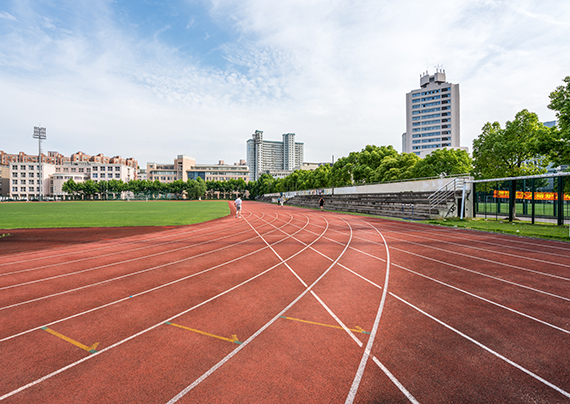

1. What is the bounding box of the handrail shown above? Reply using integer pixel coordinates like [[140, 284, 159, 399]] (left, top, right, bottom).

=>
[[428, 178, 467, 209]]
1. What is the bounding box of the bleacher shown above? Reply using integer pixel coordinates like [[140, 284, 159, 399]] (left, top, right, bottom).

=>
[[260, 190, 463, 220]]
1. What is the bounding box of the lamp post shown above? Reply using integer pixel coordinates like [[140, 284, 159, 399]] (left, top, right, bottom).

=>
[[33, 126, 46, 201]]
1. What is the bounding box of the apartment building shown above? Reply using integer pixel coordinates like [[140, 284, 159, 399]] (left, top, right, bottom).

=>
[[402, 69, 460, 158], [147, 155, 196, 183], [0, 165, 10, 197], [8, 162, 56, 200], [0, 150, 138, 199], [148, 156, 249, 183], [187, 160, 249, 182], [51, 162, 136, 196], [246, 130, 304, 181]]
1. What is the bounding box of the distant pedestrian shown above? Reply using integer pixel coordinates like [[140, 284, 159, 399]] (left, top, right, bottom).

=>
[[319, 197, 324, 211], [280, 198, 284, 207], [234, 196, 242, 218]]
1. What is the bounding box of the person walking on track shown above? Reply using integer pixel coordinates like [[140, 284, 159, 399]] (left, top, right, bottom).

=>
[[234, 195, 242, 218], [319, 197, 324, 211]]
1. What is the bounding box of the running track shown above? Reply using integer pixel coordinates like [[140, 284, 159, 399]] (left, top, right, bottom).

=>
[[1, 201, 570, 403]]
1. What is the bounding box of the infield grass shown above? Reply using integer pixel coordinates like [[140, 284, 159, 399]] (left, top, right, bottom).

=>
[[0, 200, 230, 229], [422, 217, 570, 242]]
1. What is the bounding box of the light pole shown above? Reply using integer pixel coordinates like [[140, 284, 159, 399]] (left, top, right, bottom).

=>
[[33, 126, 46, 201]]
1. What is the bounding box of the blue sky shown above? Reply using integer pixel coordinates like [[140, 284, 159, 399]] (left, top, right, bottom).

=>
[[1, 0, 569, 168]]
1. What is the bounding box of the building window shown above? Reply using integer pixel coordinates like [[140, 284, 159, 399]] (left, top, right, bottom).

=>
[[29, 187, 34, 192], [93, 173, 98, 178], [108, 173, 113, 178], [71, 168, 76, 172], [12, 180, 17, 185], [63, 168, 69, 172], [421, 101, 441, 107], [12, 165, 18, 170], [115, 173, 120, 178], [115, 167, 120, 171], [79, 168, 84, 172], [20, 172, 26, 177], [20, 187, 26, 192], [29, 165, 34, 170], [93, 166, 98, 171], [12, 187, 17, 192], [20, 165, 26, 170]]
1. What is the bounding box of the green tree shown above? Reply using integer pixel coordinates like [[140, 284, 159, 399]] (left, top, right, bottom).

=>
[[472, 109, 549, 220], [473, 110, 548, 179], [62, 178, 79, 199], [409, 148, 472, 179], [82, 180, 98, 199], [536, 76, 570, 168], [372, 152, 420, 182]]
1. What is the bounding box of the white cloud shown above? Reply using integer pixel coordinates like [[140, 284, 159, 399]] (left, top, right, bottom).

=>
[[0, 10, 16, 20], [0, 0, 569, 168]]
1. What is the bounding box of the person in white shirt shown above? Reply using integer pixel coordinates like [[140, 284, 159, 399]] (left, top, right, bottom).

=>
[[234, 196, 242, 218]]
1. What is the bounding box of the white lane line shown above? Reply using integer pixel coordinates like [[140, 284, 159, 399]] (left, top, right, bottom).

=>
[[0, 212, 301, 340], [0, 214, 285, 310], [392, 262, 570, 335], [250, 212, 416, 404], [371, 356, 420, 404], [372, 222, 570, 260], [342, 236, 570, 335], [391, 246, 570, 302], [372, 219, 570, 253], [0, 210, 285, 298], [390, 292, 570, 400], [310, 291, 363, 347], [0, 226, 262, 291], [0, 217, 256, 278], [325, 225, 570, 282], [261, 214, 570, 334], [381, 230, 570, 271], [345, 221, 391, 404], [318, 225, 570, 302], [245, 212, 312, 287], [166, 211, 353, 404], [0, 214, 250, 268], [0, 210, 326, 401]]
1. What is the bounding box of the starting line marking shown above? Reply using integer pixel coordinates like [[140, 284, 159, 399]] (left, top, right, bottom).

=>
[[41, 327, 99, 353], [279, 316, 370, 334], [165, 322, 242, 344]]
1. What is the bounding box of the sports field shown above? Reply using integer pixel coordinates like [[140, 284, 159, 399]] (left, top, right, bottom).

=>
[[0, 200, 229, 229], [1, 201, 569, 403]]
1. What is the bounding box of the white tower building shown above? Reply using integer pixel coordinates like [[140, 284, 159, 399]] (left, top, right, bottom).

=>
[[402, 69, 460, 158]]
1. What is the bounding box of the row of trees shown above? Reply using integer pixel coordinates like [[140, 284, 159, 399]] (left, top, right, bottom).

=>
[[62, 177, 208, 200], [244, 146, 473, 197]]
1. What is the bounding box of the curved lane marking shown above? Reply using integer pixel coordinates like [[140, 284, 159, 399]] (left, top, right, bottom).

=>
[[0, 210, 301, 340], [345, 220, 391, 404], [165, 211, 351, 403], [0, 208, 325, 400]]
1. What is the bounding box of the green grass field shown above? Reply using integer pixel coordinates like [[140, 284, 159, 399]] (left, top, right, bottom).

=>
[[423, 217, 570, 242], [0, 200, 231, 229]]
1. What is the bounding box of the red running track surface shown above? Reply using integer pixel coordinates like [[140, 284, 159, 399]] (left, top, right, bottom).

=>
[[1, 201, 570, 403]]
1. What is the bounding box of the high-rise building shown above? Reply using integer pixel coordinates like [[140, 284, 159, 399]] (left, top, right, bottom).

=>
[[246, 130, 304, 181], [402, 69, 460, 158]]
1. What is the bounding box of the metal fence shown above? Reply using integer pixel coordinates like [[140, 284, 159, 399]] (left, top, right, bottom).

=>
[[473, 173, 569, 225]]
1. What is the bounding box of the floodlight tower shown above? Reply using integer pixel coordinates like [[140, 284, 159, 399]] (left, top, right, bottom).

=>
[[33, 126, 46, 201]]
